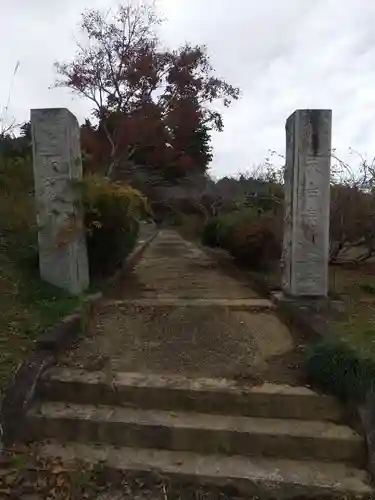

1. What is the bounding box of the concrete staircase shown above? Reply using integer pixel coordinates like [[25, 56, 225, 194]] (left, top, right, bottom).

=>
[[22, 367, 373, 499]]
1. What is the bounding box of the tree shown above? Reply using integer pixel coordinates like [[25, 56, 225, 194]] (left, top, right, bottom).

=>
[[256, 148, 375, 264], [55, 2, 240, 179], [328, 151, 375, 263], [172, 123, 213, 170], [0, 121, 30, 159], [20, 121, 31, 140]]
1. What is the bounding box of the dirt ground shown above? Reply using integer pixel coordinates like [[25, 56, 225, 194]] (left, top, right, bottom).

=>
[[60, 230, 306, 386], [0, 445, 254, 500]]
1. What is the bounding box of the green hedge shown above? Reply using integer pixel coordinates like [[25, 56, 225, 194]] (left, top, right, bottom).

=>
[[305, 336, 375, 404], [79, 175, 149, 280], [202, 208, 282, 270]]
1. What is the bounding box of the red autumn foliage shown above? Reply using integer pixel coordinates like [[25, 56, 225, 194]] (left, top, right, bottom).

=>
[[55, 3, 240, 179]]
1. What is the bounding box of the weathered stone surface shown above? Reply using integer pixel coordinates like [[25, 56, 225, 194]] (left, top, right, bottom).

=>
[[34, 442, 374, 499], [282, 109, 331, 297], [40, 367, 346, 422], [26, 401, 365, 463], [31, 108, 89, 294], [101, 297, 274, 310]]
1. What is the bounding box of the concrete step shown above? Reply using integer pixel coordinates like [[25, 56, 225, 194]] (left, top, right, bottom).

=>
[[34, 441, 373, 499], [99, 297, 274, 311], [25, 402, 366, 465], [40, 368, 346, 422]]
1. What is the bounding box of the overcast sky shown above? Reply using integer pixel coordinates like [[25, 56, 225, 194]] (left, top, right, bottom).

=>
[[1, 0, 374, 178]]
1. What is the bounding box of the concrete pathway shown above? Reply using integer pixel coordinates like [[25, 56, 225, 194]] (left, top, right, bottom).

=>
[[60, 230, 301, 384], [110, 229, 261, 299], [26, 230, 372, 499]]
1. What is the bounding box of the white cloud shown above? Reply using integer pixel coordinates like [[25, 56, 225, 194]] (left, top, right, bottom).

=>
[[1, 0, 375, 177]]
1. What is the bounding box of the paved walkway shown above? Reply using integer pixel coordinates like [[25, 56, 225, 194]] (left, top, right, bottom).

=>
[[109, 229, 261, 299], [60, 231, 302, 384], [21, 231, 371, 500]]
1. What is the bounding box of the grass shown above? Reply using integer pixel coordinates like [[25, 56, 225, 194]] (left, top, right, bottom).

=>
[[329, 264, 375, 356], [0, 254, 79, 389], [0, 156, 80, 391], [0, 154, 144, 391], [296, 263, 375, 404]]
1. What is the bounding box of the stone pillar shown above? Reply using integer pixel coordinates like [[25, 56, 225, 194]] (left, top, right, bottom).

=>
[[31, 108, 89, 295], [282, 109, 331, 297]]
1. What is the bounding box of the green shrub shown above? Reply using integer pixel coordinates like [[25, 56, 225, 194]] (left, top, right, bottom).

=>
[[305, 337, 375, 403], [359, 282, 375, 295], [202, 217, 221, 247], [202, 210, 254, 249], [173, 214, 205, 240], [215, 212, 244, 249], [0, 155, 35, 235], [203, 208, 281, 270], [0, 156, 39, 268], [228, 211, 282, 269], [79, 175, 149, 280]]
